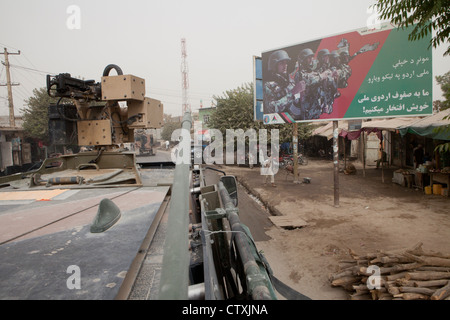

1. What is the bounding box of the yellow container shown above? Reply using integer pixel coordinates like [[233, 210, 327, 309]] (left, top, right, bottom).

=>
[[433, 184, 442, 195], [424, 186, 432, 195]]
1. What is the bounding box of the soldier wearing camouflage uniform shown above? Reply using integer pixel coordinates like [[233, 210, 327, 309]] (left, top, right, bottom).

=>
[[316, 49, 338, 114], [336, 49, 352, 89], [290, 48, 324, 120], [264, 50, 301, 116]]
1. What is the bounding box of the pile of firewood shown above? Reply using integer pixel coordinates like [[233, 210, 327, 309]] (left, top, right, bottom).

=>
[[329, 243, 450, 300]]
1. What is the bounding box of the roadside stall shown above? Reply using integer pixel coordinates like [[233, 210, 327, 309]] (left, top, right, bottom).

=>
[[360, 117, 420, 183], [399, 109, 450, 197]]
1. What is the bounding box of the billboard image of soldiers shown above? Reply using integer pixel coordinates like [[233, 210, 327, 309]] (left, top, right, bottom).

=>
[[264, 40, 379, 121], [261, 22, 432, 124]]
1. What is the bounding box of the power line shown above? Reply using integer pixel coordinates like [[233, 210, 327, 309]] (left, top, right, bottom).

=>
[[7, 62, 54, 75], [9, 65, 43, 91]]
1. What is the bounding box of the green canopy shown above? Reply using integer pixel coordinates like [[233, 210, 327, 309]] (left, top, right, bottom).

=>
[[399, 109, 450, 141]]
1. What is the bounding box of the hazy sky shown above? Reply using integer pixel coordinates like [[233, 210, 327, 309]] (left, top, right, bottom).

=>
[[1, 0, 449, 117]]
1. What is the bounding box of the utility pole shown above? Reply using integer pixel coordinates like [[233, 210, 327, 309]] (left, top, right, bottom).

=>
[[1, 48, 21, 127]]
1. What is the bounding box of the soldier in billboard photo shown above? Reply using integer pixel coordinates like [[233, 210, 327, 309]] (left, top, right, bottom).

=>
[[263, 50, 302, 116], [316, 49, 339, 114], [316, 49, 331, 72], [290, 48, 326, 120], [331, 49, 352, 89]]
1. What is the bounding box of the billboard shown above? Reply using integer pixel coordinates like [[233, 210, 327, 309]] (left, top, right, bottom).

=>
[[261, 22, 432, 124]]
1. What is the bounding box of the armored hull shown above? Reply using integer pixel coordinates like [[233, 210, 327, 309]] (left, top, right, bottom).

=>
[[0, 151, 174, 299]]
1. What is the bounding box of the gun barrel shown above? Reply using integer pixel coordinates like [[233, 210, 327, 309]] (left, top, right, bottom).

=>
[[47, 73, 101, 99]]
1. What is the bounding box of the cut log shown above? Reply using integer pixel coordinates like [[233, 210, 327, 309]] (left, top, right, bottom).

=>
[[370, 287, 387, 300], [417, 266, 450, 272], [380, 255, 416, 264], [329, 268, 355, 281], [431, 281, 450, 300], [385, 281, 400, 296], [359, 266, 394, 276], [331, 276, 361, 287], [403, 253, 450, 267], [390, 262, 423, 273], [350, 293, 372, 300], [387, 286, 400, 296], [399, 287, 435, 296], [378, 293, 393, 300], [414, 279, 450, 288], [352, 284, 370, 294], [406, 271, 450, 281], [394, 293, 429, 300], [386, 272, 409, 281], [395, 279, 415, 287]]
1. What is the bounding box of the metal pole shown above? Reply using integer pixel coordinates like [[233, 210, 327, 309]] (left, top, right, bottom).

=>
[[333, 121, 339, 207], [218, 181, 276, 300], [158, 112, 192, 300]]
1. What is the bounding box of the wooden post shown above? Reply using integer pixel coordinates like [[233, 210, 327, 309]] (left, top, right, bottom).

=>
[[343, 137, 347, 170], [381, 132, 385, 183], [333, 121, 339, 207], [293, 122, 299, 184], [362, 130, 366, 178], [0, 48, 21, 127]]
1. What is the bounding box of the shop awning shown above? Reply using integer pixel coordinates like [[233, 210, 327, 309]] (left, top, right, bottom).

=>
[[398, 109, 450, 140], [312, 121, 347, 140], [361, 117, 422, 131], [310, 112, 450, 141]]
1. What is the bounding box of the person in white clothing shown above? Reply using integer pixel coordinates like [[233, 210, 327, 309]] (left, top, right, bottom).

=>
[[262, 153, 276, 187]]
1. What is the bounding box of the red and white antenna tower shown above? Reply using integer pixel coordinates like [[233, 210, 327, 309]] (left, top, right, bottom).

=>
[[181, 38, 190, 114]]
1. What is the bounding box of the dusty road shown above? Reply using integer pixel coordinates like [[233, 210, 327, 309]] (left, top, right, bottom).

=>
[[214, 159, 450, 300]]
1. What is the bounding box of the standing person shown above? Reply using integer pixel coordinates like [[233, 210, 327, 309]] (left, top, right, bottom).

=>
[[165, 140, 170, 150], [262, 152, 276, 187], [413, 144, 424, 169], [376, 143, 387, 169]]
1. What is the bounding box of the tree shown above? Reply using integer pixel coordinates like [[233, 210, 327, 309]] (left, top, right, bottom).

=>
[[209, 83, 257, 134], [434, 71, 450, 111], [21, 87, 59, 143], [433, 73, 450, 154], [161, 121, 182, 142], [372, 0, 450, 56], [372, 1, 450, 156]]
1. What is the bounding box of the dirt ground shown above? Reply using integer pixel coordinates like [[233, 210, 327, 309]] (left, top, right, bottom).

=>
[[216, 159, 450, 300]]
